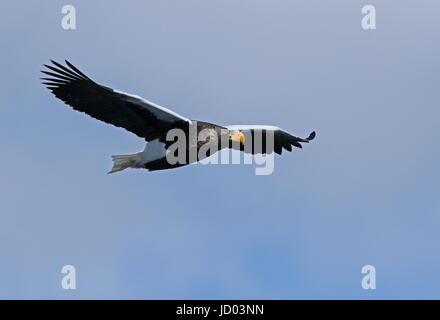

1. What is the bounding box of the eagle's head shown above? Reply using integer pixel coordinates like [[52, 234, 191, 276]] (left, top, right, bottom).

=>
[[228, 130, 245, 144]]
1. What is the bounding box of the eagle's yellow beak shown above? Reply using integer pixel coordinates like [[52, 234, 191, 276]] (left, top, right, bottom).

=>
[[229, 131, 245, 144]]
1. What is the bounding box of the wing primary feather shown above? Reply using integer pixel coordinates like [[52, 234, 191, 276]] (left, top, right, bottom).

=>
[[41, 70, 77, 82], [44, 64, 83, 81], [65, 60, 93, 81], [40, 77, 70, 84], [291, 141, 302, 149], [43, 65, 80, 81], [41, 81, 62, 86], [306, 131, 316, 141], [50, 60, 87, 80], [284, 144, 292, 152]]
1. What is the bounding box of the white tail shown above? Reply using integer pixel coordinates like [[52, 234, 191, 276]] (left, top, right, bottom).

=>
[[108, 153, 144, 174]]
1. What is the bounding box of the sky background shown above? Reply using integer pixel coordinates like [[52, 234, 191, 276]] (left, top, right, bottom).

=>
[[0, 0, 439, 299]]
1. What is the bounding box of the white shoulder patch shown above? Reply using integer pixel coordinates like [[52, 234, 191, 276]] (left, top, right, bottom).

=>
[[113, 89, 192, 124], [225, 125, 281, 132]]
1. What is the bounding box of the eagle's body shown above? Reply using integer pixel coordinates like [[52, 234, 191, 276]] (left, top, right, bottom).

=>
[[114, 120, 229, 172], [41, 60, 315, 173]]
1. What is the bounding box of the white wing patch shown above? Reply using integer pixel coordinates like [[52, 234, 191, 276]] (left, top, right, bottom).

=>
[[114, 89, 192, 124], [225, 125, 281, 132]]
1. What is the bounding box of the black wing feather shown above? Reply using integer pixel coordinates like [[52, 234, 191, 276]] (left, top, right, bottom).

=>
[[41, 60, 189, 141], [275, 130, 315, 154], [231, 128, 315, 155]]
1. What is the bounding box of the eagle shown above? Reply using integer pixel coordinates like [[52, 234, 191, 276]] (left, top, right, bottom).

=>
[[41, 60, 315, 173]]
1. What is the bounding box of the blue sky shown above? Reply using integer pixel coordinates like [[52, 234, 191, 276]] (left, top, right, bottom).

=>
[[0, 0, 439, 299]]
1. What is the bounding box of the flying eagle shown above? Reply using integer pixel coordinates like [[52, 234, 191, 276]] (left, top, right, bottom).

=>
[[41, 60, 315, 173]]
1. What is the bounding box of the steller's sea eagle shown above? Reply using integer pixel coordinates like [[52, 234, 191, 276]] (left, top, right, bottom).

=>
[[41, 60, 315, 173]]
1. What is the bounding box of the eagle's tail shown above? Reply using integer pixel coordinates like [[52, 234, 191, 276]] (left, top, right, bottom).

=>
[[108, 153, 144, 174]]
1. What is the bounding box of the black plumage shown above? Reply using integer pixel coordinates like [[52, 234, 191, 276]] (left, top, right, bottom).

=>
[[41, 60, 315, 173], [41, 60, 189, 142]]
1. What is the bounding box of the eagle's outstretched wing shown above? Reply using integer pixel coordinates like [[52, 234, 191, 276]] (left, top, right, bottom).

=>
[[226, 125, 315, 155], [41, 60, 191, 141]]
